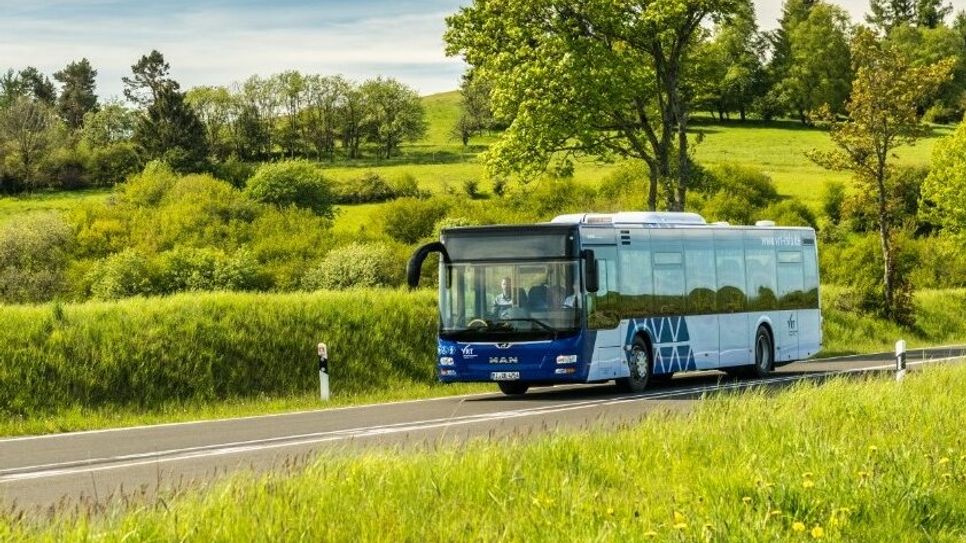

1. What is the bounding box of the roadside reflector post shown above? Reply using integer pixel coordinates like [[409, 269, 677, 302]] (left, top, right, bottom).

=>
[[318, 342, 330, 401], [895, 339, 907, 381]]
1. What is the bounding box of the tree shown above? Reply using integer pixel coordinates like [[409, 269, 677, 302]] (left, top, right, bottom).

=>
[[695, 0, 766, 121], [887, 24, 966, 122], [81, 100, 136, 147], [122, 50, 177, 108], [53, 59, 98, 130], [921, 122, 966, 239], [868, 0, 951, 30], [185, 86, 236, 160], [0, 97, 61, 189], [0, 67, 56, 108], [452, 71, 494, 146], [808, 30, 954, 323], [134, 85, 209, 173], [955, 10, 966, 46], [360, 78, 426, 159], [446, 0, 741, 212], [303, 75, 348, 160], [340, 84, 366, 159], [776, 3, 853, 123]]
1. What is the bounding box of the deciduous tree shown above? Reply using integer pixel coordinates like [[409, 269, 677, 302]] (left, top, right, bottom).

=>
[[808, 29, 954, 323], [360, 77, 425, 159], [445, 0, 741, 211], [0, 97, 61, 189]]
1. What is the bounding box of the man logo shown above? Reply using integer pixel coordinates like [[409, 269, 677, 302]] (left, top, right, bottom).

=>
[[496, 343, 513, 349], [489, 356, 519, 364]]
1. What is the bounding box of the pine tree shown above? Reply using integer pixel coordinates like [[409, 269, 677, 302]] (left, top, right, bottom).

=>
[[54, 59, 99, 130]]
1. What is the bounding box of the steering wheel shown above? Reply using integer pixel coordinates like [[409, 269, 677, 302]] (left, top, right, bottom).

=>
[[467, 318, 489, 329]]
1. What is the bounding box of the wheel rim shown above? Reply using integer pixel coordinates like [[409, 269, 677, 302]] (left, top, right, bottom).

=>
[[756, 334, 771, 370], [631, 347, 649, 382]]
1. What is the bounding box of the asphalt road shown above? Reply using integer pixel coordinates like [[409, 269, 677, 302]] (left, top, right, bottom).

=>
[[1, 345, 963, 512]]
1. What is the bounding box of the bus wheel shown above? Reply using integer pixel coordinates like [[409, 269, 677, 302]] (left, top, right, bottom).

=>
[[617, 337, 651, 393], [498, 382, 529, 396], [751, 326, 774, 378]]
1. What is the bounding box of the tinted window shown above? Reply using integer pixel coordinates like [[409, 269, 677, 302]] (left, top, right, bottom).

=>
[[777, 250, 805, 309], [745, 233, 777, 311], [684, 231, 716, 314], [651, 230, 685, 315], [587, 246, 621, 330], [803, 244, 819, 308], [715, 231, 746, 313], [618, 241, 653, 317]]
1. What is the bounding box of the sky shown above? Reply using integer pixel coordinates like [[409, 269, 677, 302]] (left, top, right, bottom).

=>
[[0, 0, 942, 100]]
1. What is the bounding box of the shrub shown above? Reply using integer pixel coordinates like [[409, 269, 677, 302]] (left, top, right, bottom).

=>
[[245, 160, 335, 217], [121, 161, 180, 207], [758, 200, 818, 229], [0, 212, 73, 303], [334, 171, 397, 204], [155, 247, 263, 293], [822, 181, 846, 225], [706, 163, 780, 208], [507, 178, 596, 219], [379, 197, 451, 244], [39, 147, 89, 190], [390, 173, 428, 199], [211, 156, 254, 189], [302, 242, 403, 290], [86, 249, 156, 300], [87, 143, 142, 187], [462, 179, 481, 199], [492, 177, 508, 198]]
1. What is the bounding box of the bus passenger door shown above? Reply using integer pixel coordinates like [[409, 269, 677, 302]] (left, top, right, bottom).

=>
[[585, 245, 622, 380], [714, 231, 750, 367], [777, 250, 805, 362]]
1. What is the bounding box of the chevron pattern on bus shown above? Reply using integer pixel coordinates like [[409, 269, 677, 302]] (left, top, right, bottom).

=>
[[625, 316, 697, 374]]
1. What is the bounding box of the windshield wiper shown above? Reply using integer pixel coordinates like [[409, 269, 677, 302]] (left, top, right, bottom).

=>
[[499, 318, 559, 338]]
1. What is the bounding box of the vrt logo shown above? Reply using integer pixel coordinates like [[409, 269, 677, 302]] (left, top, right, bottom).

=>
[[787, 314, 799, 337], [461, 345, 477, 359]]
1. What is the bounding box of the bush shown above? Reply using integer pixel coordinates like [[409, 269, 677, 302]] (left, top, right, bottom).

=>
[[86, 249, 155, 300], [211, 157, 254, 189], [302, 242, 403, 290], [0, 213, 73, 303], [245, 160, 335, 217], [462, 179, 481, 199], [390, 173, 428, 199], [758, 200, 818, 229], [706, 163, 780, 208], [492, 177, 508, 198], [155, 247, 263, 293], [39, 147, 89, 190], [822, 181, 846, 225], [334, 171, 397, 204], [87, 143, 142, 187], [121, 161, 180, 207], [379, 197, 451, 244]]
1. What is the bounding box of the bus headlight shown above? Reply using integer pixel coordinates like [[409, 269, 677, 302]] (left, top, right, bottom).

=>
[[556, 355, 578, 365], [439, 357, 455, 366]]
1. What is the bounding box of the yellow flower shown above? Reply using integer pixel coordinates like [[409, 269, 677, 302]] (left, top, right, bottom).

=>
[[606, 507, 615, 516], [938, 457, 950, 466], [793, 521, 806, 532], [802, 480, 816, 489], [742, 496, 752, 504], [811, 526, 825, 538], [673, 523, 688, 530], [857, 471, 870, 478], [673, 511, 687, 524], [868, 445, 878, 453]]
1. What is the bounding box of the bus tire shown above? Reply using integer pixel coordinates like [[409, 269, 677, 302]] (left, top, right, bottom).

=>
[[751, 326, 774, 378], [617, 337, 651, 393], [498, 382, 529, 396]]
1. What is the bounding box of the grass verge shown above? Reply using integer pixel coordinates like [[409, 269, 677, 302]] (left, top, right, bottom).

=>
[[3, 362, 964, 541]]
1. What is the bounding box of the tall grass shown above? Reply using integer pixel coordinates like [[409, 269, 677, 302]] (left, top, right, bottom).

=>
[[0, 289, 438, 417], [4, 363, 964, 541]]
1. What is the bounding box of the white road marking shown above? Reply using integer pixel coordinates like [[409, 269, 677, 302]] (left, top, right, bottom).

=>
[[2, 355, 961, 483]]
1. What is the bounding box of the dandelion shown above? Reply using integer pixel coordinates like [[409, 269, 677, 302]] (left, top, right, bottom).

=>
[[811, 526, 825, 538], [857, 471, 870, 478], [792, 521, 806, 532], [673, 511, 687, 524], [607, 507, 615, 516], [938, 457, 950, 466], [802, 480, 815, 489]]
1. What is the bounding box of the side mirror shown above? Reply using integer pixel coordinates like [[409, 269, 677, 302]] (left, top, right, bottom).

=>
[[407, 242, 450, 289], [582, 249, 599, 293]]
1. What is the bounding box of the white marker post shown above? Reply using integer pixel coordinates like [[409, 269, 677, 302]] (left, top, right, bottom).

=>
[[895, 339, 907, 381], [318, 342, 330, 401]]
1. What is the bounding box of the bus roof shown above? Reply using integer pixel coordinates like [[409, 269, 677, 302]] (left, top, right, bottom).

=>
[[551, 212, 812, 231]]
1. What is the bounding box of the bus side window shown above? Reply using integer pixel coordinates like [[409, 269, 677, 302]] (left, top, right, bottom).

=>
[[714, 233, 746, 313], [618, 244, 653, 317], [587, 247, 620, 330], [684, 231, 716, 315], [744, 233, 777, 312]]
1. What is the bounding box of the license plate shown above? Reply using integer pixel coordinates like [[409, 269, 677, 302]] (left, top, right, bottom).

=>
[[491, 371, 520, 381]]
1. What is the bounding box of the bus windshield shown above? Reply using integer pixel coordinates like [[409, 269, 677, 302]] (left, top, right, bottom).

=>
[[440, 260, 581, 341]]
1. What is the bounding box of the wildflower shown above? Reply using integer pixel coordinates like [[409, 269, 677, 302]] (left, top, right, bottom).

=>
[[742, 496, 752, 504], [802, 480, 815, 489], [857, 471, 870, 478], [868, 445, 878, 453], [811, 526, 825, 538], [792, 521, 806, 532], [607, 507, 615, 516], [673, 523, 688, 530], [673, 511, 687, 524], [938, 457, 950, 466]]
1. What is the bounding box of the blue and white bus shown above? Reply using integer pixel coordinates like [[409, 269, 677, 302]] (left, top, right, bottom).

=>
[[407, 212, 821, 395]]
